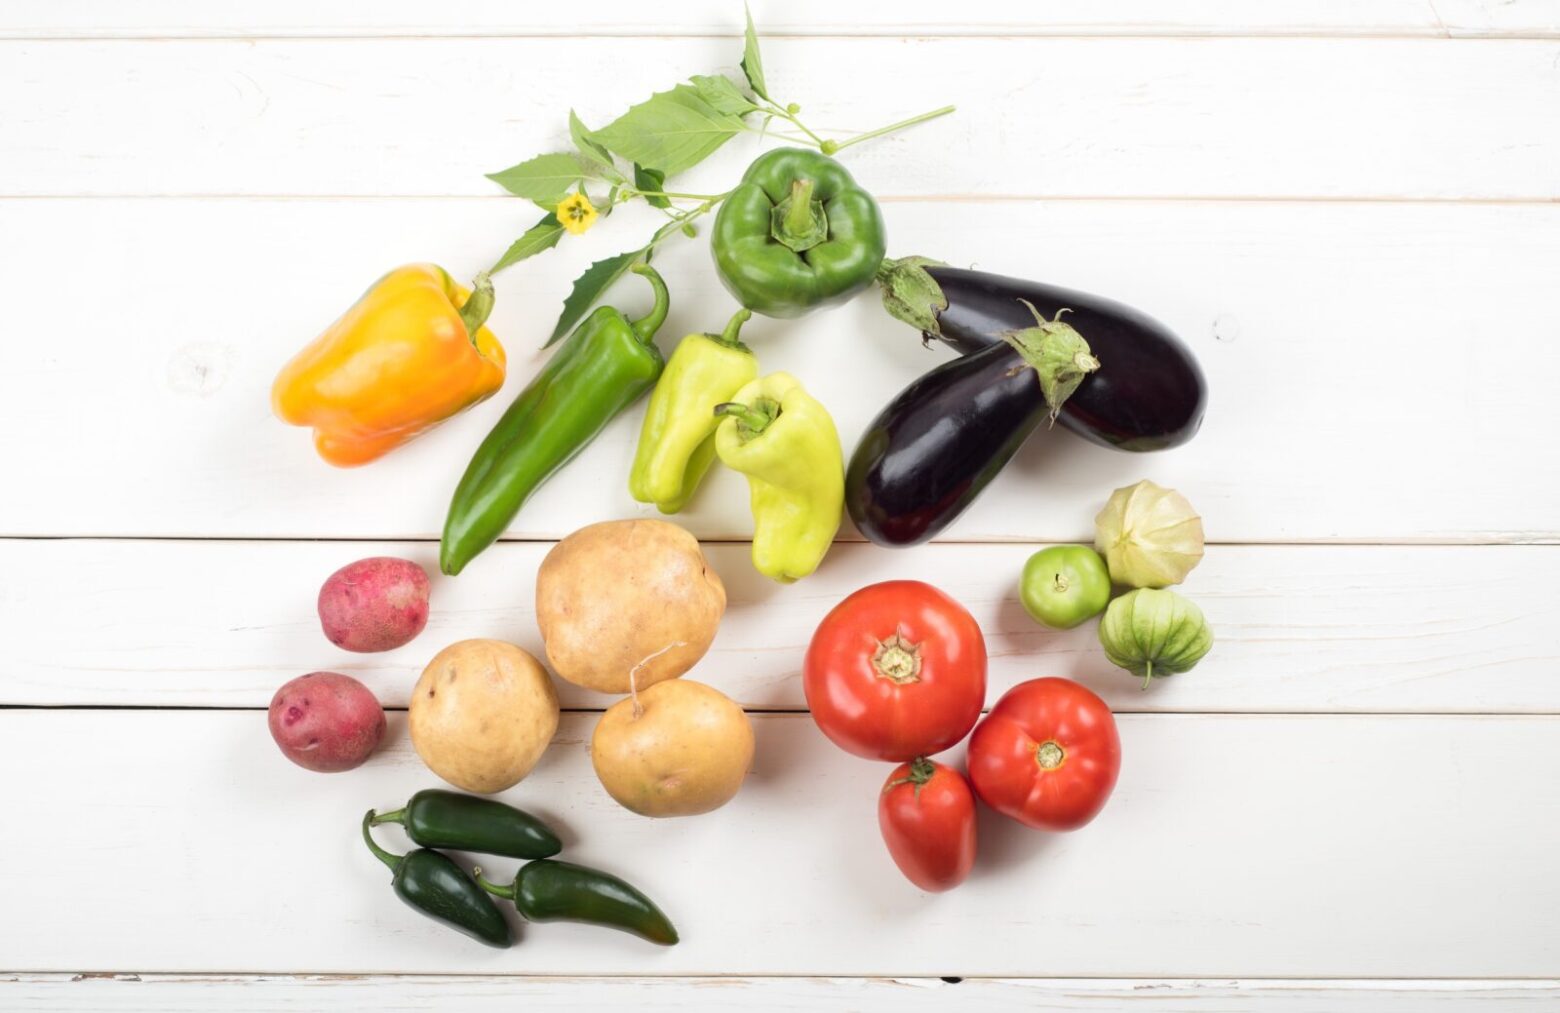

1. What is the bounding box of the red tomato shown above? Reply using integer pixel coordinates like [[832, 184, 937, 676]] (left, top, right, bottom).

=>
[[803, 580, 986, 761], [878, 758, 977, 892], [966, 677, 1121, 831]]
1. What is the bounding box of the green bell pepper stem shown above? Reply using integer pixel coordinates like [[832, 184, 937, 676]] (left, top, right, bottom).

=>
[[361, 810, 402, 873], [628, 262, 669, 343], [457, 272, 495, 342]]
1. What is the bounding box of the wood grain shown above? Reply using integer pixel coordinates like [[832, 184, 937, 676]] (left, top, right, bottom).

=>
[[3, 36, 1557, 198], [2, 198, 1556, 543], [1, 709, 1556, 976], [5, 974, 1558, 1012], [2, 0, 1556, 39], [3, 539, 1553, 712]]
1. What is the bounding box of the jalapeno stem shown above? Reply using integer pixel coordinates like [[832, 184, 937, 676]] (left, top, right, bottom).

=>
[[627, 264, 670, 343], [369, 807, 406, 826], [458, 272, 496, 343], [472, 867, 517, 901], [361, 810, 403, 873]]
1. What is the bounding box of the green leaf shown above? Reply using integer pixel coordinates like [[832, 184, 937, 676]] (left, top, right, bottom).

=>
[[688, 74, 758, 116], [487, 152, 587, 204], [740, 4, 769, 101], [546, 247, 647, 347], [569, 110, 623, 181], [595, 86, 747, 176], [490, 213, 565, 274], [634, 164, 670, 209]]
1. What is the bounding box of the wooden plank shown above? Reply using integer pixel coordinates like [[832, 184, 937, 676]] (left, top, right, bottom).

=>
[[4, 974, 1558, 1012], [4, 539, 1555, 713], [4, 0, 1556, 40], [1, 198, 1557, 543], [2, 36, 1557, 198], [0, 710, 1555, 975]]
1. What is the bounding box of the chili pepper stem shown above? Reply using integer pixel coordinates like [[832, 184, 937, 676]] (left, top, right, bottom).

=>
[[369, 807, 406, 826], [627, 264, 670, 343], [714, 308, 753, 349], [361, 810, 403, 873], [458, 272, 496, 343], [713, 400, 780, 438], [472, 867, 517, 901]]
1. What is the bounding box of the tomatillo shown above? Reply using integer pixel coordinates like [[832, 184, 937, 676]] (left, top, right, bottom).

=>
[[1019, 545, 1111, 630]]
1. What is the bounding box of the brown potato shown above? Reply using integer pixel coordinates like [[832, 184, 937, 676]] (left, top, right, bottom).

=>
[[409, 639, 559, 794], [536, 519, 726, 694], [591, 679, 754, 817]]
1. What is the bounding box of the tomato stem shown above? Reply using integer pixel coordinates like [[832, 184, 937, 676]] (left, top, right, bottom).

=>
[[871, 633, 923, 685], [1035, 739, 1066, 770], [884, 756, 938, 800]]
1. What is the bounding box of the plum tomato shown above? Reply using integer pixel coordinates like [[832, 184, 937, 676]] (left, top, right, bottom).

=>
[[878, 758, 977, 892]]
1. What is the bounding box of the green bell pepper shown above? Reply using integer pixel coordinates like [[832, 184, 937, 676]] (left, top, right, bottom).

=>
[[714, 372, 844, 583], [711, 148, 886, 319], [440, 264, 670, 575], [628, 307, 759, 513]]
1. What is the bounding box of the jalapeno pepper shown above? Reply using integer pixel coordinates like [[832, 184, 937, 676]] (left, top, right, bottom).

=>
[[360, 810, 513, 948], [711, 148, 886, 318], [628, 307, 759, 513], [476, 859, 678, 946], [369, 789, 561, 860], [714, 372, 844, 583], [440, 264, 670, 575]]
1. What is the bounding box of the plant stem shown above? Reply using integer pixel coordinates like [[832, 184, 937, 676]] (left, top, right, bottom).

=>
[[830, 104, 957, 152]]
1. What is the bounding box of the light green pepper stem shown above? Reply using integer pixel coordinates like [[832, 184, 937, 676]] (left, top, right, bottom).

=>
[[458, 273, 496, 343]]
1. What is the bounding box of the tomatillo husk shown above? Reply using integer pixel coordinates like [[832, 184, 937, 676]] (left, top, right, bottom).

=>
[[1094, 479, 1204, 588], [1098, 588, 1213, 688]]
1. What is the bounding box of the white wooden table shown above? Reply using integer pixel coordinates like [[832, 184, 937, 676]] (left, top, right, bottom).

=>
[[3, 2, 1558, 1009]]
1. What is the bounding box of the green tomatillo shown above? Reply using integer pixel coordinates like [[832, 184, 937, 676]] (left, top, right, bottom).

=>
[[1097, 588, 1214, 689], [1019, 545, 1111, 630], [711, 148, 886, 318]]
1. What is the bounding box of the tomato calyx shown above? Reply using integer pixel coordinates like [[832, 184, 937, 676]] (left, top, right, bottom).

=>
[[871, 632, 923, 685], [884, 756, 937, 800], [1035, 739, 1066, 771]]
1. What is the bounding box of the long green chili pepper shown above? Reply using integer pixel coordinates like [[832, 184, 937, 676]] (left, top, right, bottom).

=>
[[370, 789, 561, 860], [440, 263, 671, 575], [361, 810, 513, 948], [476, 858, 678, 946]]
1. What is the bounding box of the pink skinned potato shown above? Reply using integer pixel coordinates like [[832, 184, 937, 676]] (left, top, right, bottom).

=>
[[317, 556, 430, 653], [268, 671, 387, 772]]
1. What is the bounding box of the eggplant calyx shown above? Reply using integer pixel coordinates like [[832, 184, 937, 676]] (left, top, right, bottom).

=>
[[998, 300, 1100, 423], [875, 255, 948, 339]]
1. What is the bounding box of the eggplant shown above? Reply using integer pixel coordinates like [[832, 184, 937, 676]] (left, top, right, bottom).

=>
[[849, 260, 1208, 546], [883, 262, 1207, 451], [847, 343, 1047, 546]]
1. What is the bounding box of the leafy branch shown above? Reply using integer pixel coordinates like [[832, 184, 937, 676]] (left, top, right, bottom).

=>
[[482, 4, 955, 345]]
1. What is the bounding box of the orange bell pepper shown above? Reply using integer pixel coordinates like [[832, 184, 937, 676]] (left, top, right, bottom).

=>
[[273, 265, 507, 467]]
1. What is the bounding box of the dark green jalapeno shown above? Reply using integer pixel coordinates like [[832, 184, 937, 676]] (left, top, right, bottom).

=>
[[361, 810, 513, 948], [476, 858, 678, 946], [370, 789, 561, 860]]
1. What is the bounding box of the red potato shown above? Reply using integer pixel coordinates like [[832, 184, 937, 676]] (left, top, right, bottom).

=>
[[268, 671, 386, 772], [317, 556, 430, 653]]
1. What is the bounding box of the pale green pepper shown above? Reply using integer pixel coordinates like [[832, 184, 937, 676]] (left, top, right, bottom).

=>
[[714, 372, 843, 583], [629, 308, 758, 513]]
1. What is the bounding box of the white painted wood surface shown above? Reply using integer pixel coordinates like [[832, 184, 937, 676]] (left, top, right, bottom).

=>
[[6, 975, 1559, 1012], [1, 1, 1556, 1008], [4, 539, 1554, 712], [3, 710, 1558, 976], [3, 199, 1558, 543], [4, 36, 1556, 198]]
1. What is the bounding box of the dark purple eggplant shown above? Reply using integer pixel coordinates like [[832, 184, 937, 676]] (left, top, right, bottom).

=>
[[876, 260, 1207, 451], [847, 343, 1049, 546]]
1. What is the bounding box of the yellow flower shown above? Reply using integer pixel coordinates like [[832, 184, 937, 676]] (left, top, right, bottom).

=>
[[557, 191, 598, 235]]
